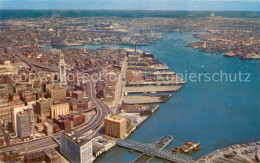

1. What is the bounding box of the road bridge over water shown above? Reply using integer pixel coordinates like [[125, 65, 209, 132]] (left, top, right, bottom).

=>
[[117, 139, 193, 163]]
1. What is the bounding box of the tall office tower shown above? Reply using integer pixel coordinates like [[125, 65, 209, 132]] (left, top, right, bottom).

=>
[[27, 108, 35, 135], [16, 111, 30, 139], [59, 52, 67, 86], [11, 106, 32, 136], [60, 130, 93, 163]]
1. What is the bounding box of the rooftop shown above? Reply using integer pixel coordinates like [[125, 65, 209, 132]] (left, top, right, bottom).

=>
[[105, 114, 126, 123], [62, 130, 91, 147]]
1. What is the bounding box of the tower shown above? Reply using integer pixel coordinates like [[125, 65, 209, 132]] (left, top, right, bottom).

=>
[[203, 41, 207, 49], [57, 29, 60, 37], [59, 52, 67, 86]]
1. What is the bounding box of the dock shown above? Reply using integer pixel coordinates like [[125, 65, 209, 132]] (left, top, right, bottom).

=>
[[125, 85, 183, 94], [133, 136, 173, 163], [123, 95, 172, 104], [140, 104, 159, 115], [126, 80, 185, 86], [116, 138, 193, 163]]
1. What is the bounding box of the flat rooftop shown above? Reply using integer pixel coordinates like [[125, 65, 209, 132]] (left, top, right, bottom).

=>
[[62, 130, 91, 147], [105, 115, 126, 123]]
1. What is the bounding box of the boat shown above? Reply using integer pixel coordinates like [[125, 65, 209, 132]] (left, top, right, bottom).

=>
[[180, 141, 200, 154], [172, 146, 180, 153], [194, 146, 201, 151]]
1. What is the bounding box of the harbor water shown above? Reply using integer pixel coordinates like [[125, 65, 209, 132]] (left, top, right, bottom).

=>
[[93, 32, 260, 162]]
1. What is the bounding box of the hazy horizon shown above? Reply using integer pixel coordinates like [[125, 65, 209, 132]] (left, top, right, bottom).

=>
[[0, 0, 259, 11]]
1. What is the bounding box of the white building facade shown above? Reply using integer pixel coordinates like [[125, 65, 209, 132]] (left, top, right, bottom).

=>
[[60, 130, 93, 163]]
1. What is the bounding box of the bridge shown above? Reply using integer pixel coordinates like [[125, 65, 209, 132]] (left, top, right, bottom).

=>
[[117, 139, 193, 163], [133, 135, 173, 163]]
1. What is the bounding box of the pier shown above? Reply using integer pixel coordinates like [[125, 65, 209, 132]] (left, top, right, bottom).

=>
[[116, 138, 193, 163], [125, 85, 183, 94], [123, 95, 172, 104]]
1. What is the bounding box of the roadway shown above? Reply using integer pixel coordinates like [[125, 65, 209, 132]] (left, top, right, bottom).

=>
[[12, 49, 59, 72], [77, 79, 112, 133], [111, 57, 127, 114]]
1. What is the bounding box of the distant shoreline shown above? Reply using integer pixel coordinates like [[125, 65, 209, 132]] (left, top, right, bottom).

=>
[[0, 10, 259, 20]]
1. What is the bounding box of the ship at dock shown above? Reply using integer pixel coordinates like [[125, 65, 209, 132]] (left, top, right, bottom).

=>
[[172, 141, 200, 154]]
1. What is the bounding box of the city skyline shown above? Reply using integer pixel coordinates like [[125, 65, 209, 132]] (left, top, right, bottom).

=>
[[0, 0, 260, 11]]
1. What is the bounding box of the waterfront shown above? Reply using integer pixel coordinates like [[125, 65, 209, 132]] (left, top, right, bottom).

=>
[[93, 32, 260, 162]]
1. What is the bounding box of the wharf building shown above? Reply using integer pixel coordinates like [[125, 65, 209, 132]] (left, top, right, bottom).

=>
[[60, 130, 93, 163], [104, 115, 131, 139]]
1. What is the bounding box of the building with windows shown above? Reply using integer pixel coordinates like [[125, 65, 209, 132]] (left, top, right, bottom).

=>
[[104, 115, 130, 138], [50, 103, 70, 119], [11, 106, 33, 137], [60, 130, 93, 163], [48, 87, 66, 101], [16, 111, 30, 138], [36, 98, 53, 117]]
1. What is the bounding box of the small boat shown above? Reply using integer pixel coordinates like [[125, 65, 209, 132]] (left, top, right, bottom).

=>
[[180, 141, 201, 154], [172, 147, 180, 153], [194, 146, 201, 151]]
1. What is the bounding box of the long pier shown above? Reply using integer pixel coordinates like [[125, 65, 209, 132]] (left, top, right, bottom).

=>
[[116, 139, 193, 163]]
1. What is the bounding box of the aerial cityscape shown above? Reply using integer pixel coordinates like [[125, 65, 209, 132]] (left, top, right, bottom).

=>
[[0, 1, 259, 163]]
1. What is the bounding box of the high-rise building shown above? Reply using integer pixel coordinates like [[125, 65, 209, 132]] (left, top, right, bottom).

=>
[[59, 52, 67, 86], [11, 106, 32, 136], [104, 115, 130, 138], [16, 111, 30, 139], [50, 103, 70, 119], [60, 130, 93, 163], [36, 98, 53, 117]]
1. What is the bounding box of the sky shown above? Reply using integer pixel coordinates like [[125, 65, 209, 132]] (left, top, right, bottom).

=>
[[0, 0, 259, 11]]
